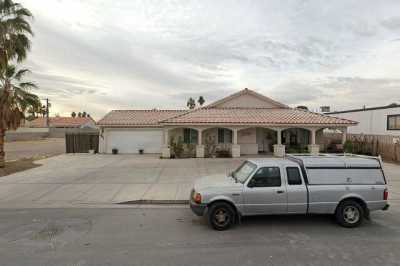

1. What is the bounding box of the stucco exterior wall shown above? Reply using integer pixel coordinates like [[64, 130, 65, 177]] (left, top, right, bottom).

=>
[[331, 107, 400, 136], [238, 128, 258, 154], [216, 94, 281, 108]]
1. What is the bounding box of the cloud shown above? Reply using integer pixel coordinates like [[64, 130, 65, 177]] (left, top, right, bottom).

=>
[[18, 0, 400, 119], [381, 17, 400, 30], [271, 76, 400, 112]]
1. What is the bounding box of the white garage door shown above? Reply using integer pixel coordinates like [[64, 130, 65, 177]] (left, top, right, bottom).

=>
[[106, 129, 163, 154]]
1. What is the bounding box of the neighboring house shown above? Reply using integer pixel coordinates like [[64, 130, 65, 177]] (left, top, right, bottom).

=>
[[27, 117, 97, 129], [97, 88, 357, 157], [25, 117, 98, 138], [6, 117, 97, 141], [326, 104, 400, 136]]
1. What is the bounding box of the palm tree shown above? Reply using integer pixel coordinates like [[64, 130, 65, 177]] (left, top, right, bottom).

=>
[[0, 0, 34, 168], [198, 96, 205, 106], [0, 0, 33, 68], [0, 65, 40, 167], [26, 102, 41, 119], [187, 97, 196, 109]]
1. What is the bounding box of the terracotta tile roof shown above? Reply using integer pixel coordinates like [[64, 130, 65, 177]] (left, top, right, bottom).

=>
[[27, 117, 95, 128], [97, 110, 186, 127], [159, 108, 357, 126]]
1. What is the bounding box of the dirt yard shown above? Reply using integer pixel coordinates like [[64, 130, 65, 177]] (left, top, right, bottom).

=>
[[4, 138, 65, 161], [0, 159, 42, 177]]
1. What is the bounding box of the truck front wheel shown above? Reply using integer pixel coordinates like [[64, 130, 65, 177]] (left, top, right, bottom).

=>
[[208, 202, 236, 231], [335, 200, 364, 228]]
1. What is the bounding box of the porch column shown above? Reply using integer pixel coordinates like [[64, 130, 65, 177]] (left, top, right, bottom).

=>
[[342, 127, 347, 145], [231, 128, 240, 158], [161, 128, 170, 158], [308, 128, 320, 155], [99, 127, 106, 153], [196, 129, 205, 158], [273, 128, 285, 157], [277, 128, 282, 145]]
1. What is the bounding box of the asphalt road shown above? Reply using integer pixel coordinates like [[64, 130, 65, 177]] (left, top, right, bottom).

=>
[[0, 206, 399, 266]]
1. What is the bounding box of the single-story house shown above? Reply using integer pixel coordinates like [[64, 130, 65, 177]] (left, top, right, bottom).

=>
[[27, 117, 97, 129], [24, 117, 98, 138], [326, 104, 400, 136], [97, 88, 357, 157]]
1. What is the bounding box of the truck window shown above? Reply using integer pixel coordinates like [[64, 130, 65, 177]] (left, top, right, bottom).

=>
[[249, 167, 281, 187], [286, 167, 302, 185]]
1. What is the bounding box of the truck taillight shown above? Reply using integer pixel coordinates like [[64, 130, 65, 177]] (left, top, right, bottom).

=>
[[384, 189, 389, 200]]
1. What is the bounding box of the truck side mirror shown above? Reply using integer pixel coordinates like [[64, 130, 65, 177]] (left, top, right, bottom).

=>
[[247, 178, 255, 188]]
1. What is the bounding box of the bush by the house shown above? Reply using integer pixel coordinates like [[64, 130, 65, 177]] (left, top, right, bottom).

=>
[[343, 140, 354, 153], [216, 148, 231, 158], [170, 136, 184, 158]]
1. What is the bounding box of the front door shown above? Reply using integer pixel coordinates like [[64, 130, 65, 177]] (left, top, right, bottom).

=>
[[243, 167, 287, 215]]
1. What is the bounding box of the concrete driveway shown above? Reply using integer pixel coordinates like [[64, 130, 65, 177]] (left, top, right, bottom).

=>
[[0, 154, 244, 207], [0, 154, 399, 208]]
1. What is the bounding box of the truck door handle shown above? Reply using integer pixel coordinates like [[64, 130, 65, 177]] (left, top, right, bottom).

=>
[[276, 190, 284, 194]]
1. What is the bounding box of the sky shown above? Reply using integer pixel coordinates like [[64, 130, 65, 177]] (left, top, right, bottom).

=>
[[19, 0, 400, 119]]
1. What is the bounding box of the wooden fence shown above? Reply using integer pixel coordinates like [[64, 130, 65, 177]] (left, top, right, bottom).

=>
[[65, 133, 99, 153], [323, 133, 400, 163]]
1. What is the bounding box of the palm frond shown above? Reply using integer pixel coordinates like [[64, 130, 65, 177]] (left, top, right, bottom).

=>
[[5, 64, 15, 77], [15, 7, 33, 19], [19, 81, 36, 89], [0, 64, 39, 130], [15, 68, 30, 80], [2, 16, 33, 35]]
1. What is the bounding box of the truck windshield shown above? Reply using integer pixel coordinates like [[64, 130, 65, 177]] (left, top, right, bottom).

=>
[[233, 161, 257, 183]]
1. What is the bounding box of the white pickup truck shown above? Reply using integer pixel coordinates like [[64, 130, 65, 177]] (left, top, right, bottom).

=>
[[190, 154, 389, 230]]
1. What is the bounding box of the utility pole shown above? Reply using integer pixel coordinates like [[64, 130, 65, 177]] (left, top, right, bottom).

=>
[[41, 98, 50, 128], [46, 98, 50, 128]]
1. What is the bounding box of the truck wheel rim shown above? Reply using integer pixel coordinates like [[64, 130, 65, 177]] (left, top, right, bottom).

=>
[[214, 208, 229, 226], [343, 206, 360, 224]]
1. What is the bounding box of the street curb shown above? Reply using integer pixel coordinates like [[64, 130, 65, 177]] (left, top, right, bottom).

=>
[[117, 200, 189, 205]]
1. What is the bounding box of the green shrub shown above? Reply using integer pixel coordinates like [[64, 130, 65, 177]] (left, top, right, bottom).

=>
[[170, 137, 184, 158], [216, 149, 231, 158], [343, 140, 353, 153]]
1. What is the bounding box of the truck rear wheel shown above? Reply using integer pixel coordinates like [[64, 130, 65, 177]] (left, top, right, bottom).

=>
[[208, 202, 236, 231], [335, 200, 364, 228]]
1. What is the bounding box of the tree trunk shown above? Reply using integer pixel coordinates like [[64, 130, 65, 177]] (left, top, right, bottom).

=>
[[0, 129, 5, 168]]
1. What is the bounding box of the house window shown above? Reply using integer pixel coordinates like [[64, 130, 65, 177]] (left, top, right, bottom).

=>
[[183, 128, 198, 144], [387, 115, 400, 130], [218, 128, 232, 143]]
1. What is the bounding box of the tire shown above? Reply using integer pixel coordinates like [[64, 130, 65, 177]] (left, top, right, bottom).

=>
[[335, 200, 364, 228], [208, 202, 236, 231]]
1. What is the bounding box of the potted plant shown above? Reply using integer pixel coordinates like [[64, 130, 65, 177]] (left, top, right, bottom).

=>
[[139, 149, 144, 154], [112, 148, 118, 155]]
